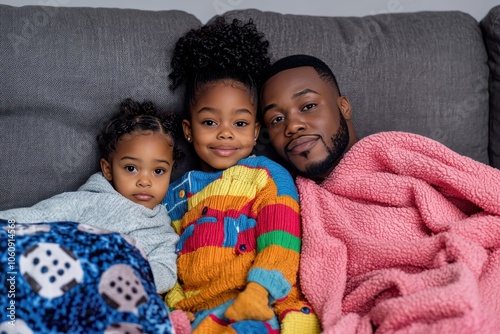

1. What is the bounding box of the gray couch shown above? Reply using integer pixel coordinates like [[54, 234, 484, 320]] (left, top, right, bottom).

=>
[[1, 4, 500, 211]]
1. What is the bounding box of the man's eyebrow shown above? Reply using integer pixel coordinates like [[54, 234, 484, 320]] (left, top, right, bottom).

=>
[[262, 88, 319, 115], [292, 88, 319, 99], [262, 103, 276, 115]]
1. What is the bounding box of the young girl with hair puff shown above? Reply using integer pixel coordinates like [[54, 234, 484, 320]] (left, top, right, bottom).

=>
[[163, 17, 321, 334], [0, 98, 183, 294]]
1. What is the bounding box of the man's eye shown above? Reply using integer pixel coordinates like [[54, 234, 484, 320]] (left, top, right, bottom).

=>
[[125, 166, 137, 172], [270, 116, 284, 125], [154, 168, 165, 175], [303, 104, 316, 111]]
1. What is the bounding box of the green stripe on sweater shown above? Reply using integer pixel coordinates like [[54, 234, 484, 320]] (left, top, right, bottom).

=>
[[257, 231, 301, 252]]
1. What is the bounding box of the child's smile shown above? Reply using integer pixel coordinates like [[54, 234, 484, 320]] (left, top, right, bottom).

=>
[[210, 144, 240, 157], [183, 81, 260, 171]]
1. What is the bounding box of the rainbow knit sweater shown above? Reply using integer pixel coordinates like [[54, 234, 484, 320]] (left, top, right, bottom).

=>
[[163, 156, 313, 323]]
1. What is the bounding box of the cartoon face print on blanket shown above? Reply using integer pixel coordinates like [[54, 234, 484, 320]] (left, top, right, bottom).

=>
[[0, 219, 174, 334]]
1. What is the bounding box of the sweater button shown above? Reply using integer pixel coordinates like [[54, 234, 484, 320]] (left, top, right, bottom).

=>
[[301, 307, 311, 314], [179, 190, 185, 198], [202, 207, 208, 215]]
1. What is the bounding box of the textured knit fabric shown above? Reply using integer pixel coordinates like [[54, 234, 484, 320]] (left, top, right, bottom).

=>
[[0, 172, 178, 294], [163, 155, 318, 333]]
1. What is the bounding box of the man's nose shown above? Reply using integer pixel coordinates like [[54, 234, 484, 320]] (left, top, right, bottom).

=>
[[285, 114, 306, 136]]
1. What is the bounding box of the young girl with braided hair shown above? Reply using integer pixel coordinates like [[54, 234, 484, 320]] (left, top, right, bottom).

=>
[[163, 17, 320, 334]]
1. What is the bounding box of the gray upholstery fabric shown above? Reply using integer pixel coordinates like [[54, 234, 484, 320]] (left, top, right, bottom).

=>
[[481, 5, 500, 169], [223, 9, 491, 167], [0, 5, 496, 211], [0, 5, 201, 210]]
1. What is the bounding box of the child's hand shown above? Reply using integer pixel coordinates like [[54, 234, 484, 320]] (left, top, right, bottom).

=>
[[188, 311, 196, 322], [224, 282, 274, 321]]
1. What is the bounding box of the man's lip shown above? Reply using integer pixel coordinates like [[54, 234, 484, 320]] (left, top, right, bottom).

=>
[[134, 193, 153, 201], [286, 135, 320, 153]]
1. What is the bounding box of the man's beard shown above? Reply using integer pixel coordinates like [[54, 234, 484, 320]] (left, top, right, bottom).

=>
[[299, 113, 350, 180]]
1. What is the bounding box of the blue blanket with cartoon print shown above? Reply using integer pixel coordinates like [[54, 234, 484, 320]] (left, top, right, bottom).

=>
[[0, 219, 173, 334]]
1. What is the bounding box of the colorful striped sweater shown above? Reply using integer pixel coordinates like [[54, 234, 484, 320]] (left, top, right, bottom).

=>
[[163, 155, 307, 319]]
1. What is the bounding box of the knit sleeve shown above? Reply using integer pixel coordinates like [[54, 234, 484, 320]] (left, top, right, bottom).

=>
[[0, 191, 84, 223], [162, 175, 189, 235], [245, 158, 301, 303], [128, 213, 179, 294], [246, 157, 321, 331], [278, 285, 322, 333]]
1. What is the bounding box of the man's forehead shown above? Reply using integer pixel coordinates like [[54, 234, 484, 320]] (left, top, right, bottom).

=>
[[260, 54, 331, 83], [268, 65, 315, 79], [263, 67, 331, 98], [264, 66, 319, 90]]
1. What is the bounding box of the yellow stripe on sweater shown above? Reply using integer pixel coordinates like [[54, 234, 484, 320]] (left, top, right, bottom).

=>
[[188, 166, 269, 210]]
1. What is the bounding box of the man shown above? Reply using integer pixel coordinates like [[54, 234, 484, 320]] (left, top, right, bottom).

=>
[[259, 54, 500, 333], [260, 54, 358, 183]]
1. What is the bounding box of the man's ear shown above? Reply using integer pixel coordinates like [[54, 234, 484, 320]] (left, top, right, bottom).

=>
[[253, 122, 261, 146], [182, 119, 192, 142], [100, 158, 113, 181], [337, 96, 353, 120]]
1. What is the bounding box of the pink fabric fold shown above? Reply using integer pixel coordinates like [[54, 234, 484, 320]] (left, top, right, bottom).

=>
[[297, 131, 500, 333]]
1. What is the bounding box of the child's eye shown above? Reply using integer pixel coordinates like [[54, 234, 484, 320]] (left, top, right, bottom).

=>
[[154, 168, 165, 175], [202, 120, 217, 126], [235, 121, 248, 127], [125, 166, 137, 173]]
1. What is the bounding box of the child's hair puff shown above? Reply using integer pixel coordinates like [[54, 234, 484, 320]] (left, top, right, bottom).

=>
[[97, 98, 184, 167], [169, 17, 271, 116]]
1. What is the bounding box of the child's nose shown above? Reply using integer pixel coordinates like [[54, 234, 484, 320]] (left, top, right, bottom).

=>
[[137, 173, 152, 187], [217, 125, 234, 139]]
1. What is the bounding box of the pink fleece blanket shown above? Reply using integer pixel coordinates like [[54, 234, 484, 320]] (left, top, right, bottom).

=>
[[297, 131, 500, 333]]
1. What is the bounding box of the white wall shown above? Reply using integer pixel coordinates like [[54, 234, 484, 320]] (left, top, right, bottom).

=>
[[0, 0, 498, 23]]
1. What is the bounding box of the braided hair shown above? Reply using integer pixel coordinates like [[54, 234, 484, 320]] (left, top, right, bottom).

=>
[[97, 98, 184, 167], [169, 16, 271, 118]]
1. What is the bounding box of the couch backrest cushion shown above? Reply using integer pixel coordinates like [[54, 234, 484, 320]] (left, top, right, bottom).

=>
[[0, 6, 494, 211], [223, 9, 491, 168], [0, 5, 201, 210], [481, 5, 500, 169]]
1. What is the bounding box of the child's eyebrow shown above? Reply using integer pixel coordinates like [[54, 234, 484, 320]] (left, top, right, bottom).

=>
[[121, 156, 141, 161], [196, 106, 216, 114], [197, 107, 255, 116], [235, 108, 254, 116], [156, 159, 172, 166], [121, 156, 171, 166]]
